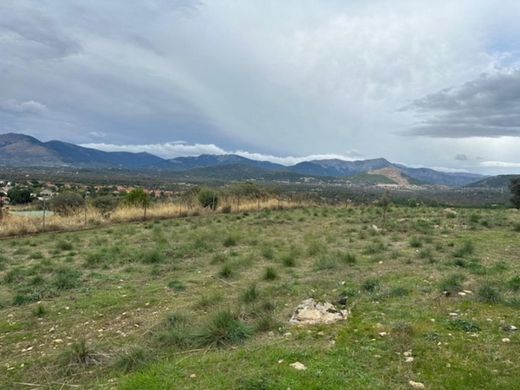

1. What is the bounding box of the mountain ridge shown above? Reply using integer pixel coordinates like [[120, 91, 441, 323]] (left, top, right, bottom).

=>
[[0, 132, 486, 186]]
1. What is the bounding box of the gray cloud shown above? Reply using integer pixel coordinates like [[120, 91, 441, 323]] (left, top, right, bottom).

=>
[[405, 69, 520, 138], [0, 99, 47, 115], [455, 154, 469, 161], [2, 1, 520, 174]]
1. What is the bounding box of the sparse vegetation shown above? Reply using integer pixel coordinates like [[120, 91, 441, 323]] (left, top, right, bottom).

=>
[[1, 205, 519, 388]]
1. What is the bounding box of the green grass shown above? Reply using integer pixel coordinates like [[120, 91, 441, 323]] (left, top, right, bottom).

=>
[[0, 205, 519, 388]]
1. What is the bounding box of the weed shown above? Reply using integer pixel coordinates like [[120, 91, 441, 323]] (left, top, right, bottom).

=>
[[362, 278, 380, 293], [219, 263, 233, 279], [448, 319, 480, 332]]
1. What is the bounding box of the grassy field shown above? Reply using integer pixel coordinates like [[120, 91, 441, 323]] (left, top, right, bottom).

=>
[[1, 205, 519, 389]]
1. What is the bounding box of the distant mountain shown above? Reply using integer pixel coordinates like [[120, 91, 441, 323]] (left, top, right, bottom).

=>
[[395, 165, 484, 187], [0, 133, 164, 169], [0, 132, 487, 186], [155, 154, 284, 172], [465, 175, 519, 188], [288, 158, 392, 177]]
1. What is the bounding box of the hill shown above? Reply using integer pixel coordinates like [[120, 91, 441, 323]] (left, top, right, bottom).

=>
[[465, 175, 520, 188], [0, 133, 165, 169]]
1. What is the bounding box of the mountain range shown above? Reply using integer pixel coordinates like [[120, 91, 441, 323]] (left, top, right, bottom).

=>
[[0, 132, 488, 186]]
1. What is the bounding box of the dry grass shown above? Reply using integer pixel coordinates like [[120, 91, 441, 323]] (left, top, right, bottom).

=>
[[0, 198, 300, 237]]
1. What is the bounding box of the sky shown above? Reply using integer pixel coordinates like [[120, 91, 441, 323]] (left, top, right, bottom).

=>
[[1, 0, 520, 174]]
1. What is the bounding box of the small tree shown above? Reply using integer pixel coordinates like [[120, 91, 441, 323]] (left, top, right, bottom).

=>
[[198, 189, 219, 210], [511, 178, 520, 209], [377, 190, 391, 230], [7, 188, 32, 205], [50, 192, 84, 216], [125, 189, 150, 219]]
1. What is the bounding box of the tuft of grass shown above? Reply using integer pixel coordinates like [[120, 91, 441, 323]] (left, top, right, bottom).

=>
[[33, 304, 47, 317], [281, 252, 297, 267], [362, 278, 380, 293], [263, 267, 278, 281], [512, 223, 520, 232], [141, 248, 165, 264], [338, 252, 357, 265], [439, 274, 465, 295], [195, 311, 251, 347], [241, 285, 259, 303], [223, 235, 238, 247], [314, 255, 338, 270], [56, 240, 74, 251], [219, 263, 234, 279], [260, 246, 275, 260], [409, 237, 422, 248], [167, 280, 186, 291], [477, 284, 501, 304], [114, 347, 152, 373], [53, 267, 81, 290], [507, 276, 520, 291], [60, 339, 99, 370], [453, 240, 475, 258]]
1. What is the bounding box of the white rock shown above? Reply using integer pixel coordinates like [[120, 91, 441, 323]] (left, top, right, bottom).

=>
[[190, 374, 196, 378], [379, 332, 388, 337], [409, 380, 425, 389], [290, 362, 307, 371], [403, 350, 413, 357], [405, 357, 415, 363], [502, 338, 511, 343], [290, 298, 348, 325]]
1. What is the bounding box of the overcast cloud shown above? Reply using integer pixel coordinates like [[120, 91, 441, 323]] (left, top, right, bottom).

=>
[[2, 0, 520, 173]]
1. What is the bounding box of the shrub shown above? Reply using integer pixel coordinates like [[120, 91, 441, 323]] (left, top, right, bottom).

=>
[[91, 195, 119, 215], [50, 192, 84, 216], [195, 311, 251, 347], [198, 189, 219, 210]]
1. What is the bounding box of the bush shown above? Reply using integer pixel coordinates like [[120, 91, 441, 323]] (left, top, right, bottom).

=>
[[53, 267, 81, 290], [198, 189, 219, 210], [362, 278, 380, 292], [7, 188, 32, 205], [50, 192, 84, 215], [507, 276, 520, 291], [91, 195, 119, 215], [219, 264, 233, 279]]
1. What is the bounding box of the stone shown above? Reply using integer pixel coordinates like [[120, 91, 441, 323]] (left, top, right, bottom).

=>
[[409, 380, 425, 389], [290, 299, 348, 325], [290, 362, 307, 371]]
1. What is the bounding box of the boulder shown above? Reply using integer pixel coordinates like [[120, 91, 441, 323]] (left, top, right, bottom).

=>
[[290, 298, 348, 325]]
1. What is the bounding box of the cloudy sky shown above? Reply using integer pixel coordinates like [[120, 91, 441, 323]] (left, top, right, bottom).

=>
[[1, 0, 520, 173]]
